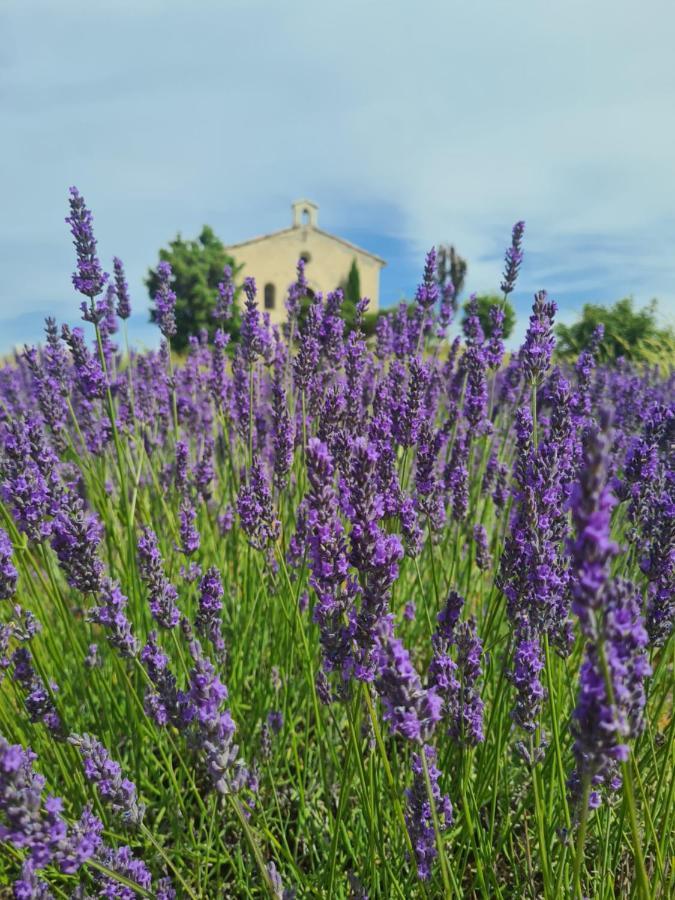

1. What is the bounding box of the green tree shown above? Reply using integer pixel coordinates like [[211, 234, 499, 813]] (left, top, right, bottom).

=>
[[341, 258, 361, 332], [461, 295, 516, 339], [146, 226, 242, 352], [437, 244, 468, 301], [555, 297, 674, 363]]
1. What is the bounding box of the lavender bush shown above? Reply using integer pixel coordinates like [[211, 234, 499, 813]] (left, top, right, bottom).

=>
[[0, 190, 672, 898]]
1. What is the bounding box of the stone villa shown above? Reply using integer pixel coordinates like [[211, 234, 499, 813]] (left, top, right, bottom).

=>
[[226, 200, 386, 325]]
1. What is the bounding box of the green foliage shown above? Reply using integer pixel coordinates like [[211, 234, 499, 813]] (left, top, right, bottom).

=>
[[555, 297, 674, 364], [344, 258, 361, 309], [461, 295, 516, 340], [146, 226, 242, 352], [437, 244, 468, 300], [340, 258, 361, 332]]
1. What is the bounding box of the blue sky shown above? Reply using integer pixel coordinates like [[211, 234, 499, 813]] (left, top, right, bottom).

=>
[[2, 0, 675, 353]]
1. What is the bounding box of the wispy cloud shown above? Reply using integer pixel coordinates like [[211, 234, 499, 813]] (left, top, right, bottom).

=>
[[1, 0, 674, 351]]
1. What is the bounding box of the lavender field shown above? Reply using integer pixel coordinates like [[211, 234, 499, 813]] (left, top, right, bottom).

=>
[[0, 190, 672, 898]]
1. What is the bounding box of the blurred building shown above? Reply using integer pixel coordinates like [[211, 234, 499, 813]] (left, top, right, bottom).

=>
[[226, 200, 386, 324]]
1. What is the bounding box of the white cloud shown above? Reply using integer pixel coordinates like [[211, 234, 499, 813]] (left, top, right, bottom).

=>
[[1, 0, 674, 350]]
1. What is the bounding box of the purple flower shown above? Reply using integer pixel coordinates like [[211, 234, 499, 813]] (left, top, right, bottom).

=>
[[374, 619, 442, 741], [400, 495, 423, 558], [22, 346, 68, 444], [88, 579, 139, 658], [293, 296, 322, 393], [68, 733, 144, 826], [414, 422, 445, 531], [568, 417, 619, 634], [444, 429, 469, 522], [498, 399, 572, 645], [240, 277, 269, 365], [217, 506, 234, 536], [237, 457, 280, 552], [415, 248, 439, 311], [319, 289, 346, 364], [61, 325, 106, 400], [137, 527, 180, 628], [267, 710, 283, 735], [13, 859, 54, 899], [174, 440, 189, 492], [569, 579, 651, 807], [473, 524, 492, 572], [0, 736, 102, 874], [452, 618, 485, 745], [84, 643, 101, 669], [285, 258, 308, 320], [305, 438, 358, 680], [152, 261, 177, 339], [196, 566, 225, 660], [272, 365, 294, 491], [50, 496, 104, 594], [66, 187, 107, 302], [140, 633, 184, 728], [0, 528, 18, 600], [214, 265, 235, 321], [396, 357, 429, 448], [500, 220, 525, 296], [89, 843, 174, 899], [405, 745, 453, 880], [568, 420, 651, 806], [520, 291, 556, 384], [573, 324, 604, 423], [438, 282, 455, 333], [113, 256, 131, 320], [182, 634, 252, 796], [463, 341, 488, 432], [429, 595, 485, 746], [486, 303, 506, 369], [179, 500, 200, 556], [510, 638, 545, 735], [211, 328, 230, 411], [11, 647, 62, 734], [0, 418, 64, 541]]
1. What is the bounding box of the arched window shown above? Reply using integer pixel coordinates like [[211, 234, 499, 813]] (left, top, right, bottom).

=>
[[301, 208, 310, 226], [300, 251, 311, 264], [264, 283, 276, 310]]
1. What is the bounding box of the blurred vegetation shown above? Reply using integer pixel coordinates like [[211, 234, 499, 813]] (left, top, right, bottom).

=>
[[436, 244, 468, 301], [555, 297, 674, 365], [146, 226, 242, 352]]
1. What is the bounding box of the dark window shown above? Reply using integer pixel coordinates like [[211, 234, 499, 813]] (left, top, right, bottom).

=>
[[300, 251, 311, 264], [264, 283, 276, 310]]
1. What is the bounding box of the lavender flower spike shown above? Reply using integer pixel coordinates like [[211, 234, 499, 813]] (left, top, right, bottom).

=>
[[500, 220, 525, 296], [0, 735, 103, 875], [520, 290, 556, 385], [113, 256, 131, 320], [405, 745, 453, 880], [137, 527, 180, 628], [237, 457, 280, 552], [66, 186, 107, 303], [568, 418, 652, 807], [88, 578, 139, 658], [68, 733, 145, 827], [152, 261, 177, 338], [415, 248, 440, 310], [0, 528, 18, 600], [214, 264, 235, 321]]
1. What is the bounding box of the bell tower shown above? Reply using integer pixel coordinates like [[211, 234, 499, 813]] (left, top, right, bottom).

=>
[[292, 199, 318, 229]]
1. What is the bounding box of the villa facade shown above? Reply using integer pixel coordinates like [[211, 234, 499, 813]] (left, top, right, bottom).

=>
[[226, 200, 386, 325]]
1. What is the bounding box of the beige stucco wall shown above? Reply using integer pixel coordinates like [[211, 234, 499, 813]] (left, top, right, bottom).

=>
[[226, 225, 383, 326]]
